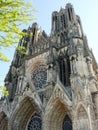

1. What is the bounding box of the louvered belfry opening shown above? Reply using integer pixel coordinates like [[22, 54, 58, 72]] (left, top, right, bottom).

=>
[[58, 55, 71, 87]]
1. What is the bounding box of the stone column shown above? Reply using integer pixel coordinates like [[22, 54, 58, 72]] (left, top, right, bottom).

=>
[[94, 93, 98, 119], [87, 105, 93, 130]]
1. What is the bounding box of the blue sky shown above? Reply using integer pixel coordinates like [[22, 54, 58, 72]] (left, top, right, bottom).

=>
[[0, 0, 98, 87]]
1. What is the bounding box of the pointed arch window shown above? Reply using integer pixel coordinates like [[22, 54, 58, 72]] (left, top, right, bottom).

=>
[[61, 33, 65, 43], [58, 55, 71, 87], [68, 8, 71, 21], [53, 15, 58, 31], [60, 15, 63, 29], [62, 115, 72, 130], [59, 57, 66, 85], [63, 14, 66, 28]]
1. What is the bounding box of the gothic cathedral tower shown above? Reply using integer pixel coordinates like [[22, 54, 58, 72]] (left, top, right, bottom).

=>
[[0, 3, 98, 130]]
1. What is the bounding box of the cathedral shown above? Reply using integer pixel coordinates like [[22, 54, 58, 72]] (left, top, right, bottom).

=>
[[0, 3, 98, 130]]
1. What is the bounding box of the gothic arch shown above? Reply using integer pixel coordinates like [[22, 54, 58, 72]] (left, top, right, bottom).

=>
[[58, 53, 71, 87], [43, 81, 72, 130], [75, 104, 90, 130], [77, 103, 88, 118], [44, 95, 72, 130], [9, 96, 42, 130], [25, 55, 48, 77], [61, 33, 65, 44], [0, 111, 8, 130], [26, 113, 42, 130]]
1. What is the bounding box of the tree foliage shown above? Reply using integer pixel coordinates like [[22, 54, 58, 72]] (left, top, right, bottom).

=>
[[0, 0, 37, 97], [0, 86, 9, 97], [0, 0, 36, 61]]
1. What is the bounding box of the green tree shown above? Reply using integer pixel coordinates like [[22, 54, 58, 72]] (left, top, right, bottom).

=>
[[0, 0, 36, 61], [0, 0, 37, 97], [0, 86, 9, 96]]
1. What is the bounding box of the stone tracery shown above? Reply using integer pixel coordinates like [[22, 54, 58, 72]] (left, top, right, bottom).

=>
[[0, 2, 98, 130], [32, 65, 47, 90], [27, 114, 42, 130]]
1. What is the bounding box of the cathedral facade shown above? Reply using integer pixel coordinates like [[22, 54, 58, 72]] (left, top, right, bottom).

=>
[[0, 3, 98, 130]]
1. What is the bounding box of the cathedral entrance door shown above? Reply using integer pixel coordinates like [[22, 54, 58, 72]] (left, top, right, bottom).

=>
[[62, 115, 72, 130]]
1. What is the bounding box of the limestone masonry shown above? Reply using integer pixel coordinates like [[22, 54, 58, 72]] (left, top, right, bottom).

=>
[[0, 3, 98, 130]]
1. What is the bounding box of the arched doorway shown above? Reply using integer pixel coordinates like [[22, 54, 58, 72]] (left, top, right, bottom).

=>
[[44, 98, 72, 130], [0, 111, 8, 130], [27, 113, 42, 130], [10, 97, 42, 130], [62, 115, 72, 130]]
